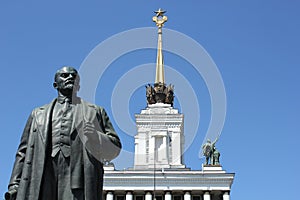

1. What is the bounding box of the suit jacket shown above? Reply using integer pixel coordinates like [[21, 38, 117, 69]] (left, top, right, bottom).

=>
[[8, 98, 121, 200]]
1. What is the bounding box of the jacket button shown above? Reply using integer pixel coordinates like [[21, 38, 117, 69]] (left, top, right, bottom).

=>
[[23, 177, 28, 181], [33, 128, 37, 132], [26, 161, 32, 165]]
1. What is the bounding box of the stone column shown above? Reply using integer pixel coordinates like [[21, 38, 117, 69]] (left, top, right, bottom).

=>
[[184, 192, 191, 200], [203, 192, 210, 200], [106, 191, 114, 200], [223, 192, 230, 200], [149, 135, 155, 165], [160, 136, 167, 161], [145, 192, 152, 200], [165, 191, 172, 200], [126, 191, 133, 200], [171, 132, 181, 164]]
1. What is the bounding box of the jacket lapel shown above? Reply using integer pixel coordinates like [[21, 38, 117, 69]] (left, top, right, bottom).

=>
[[35, 99, 56, 144], [71, 100, 83, 134]]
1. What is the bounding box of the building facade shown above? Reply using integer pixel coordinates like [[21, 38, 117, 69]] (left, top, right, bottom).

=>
[[103, 9, 234, 200], [103, 164, 234, 200]]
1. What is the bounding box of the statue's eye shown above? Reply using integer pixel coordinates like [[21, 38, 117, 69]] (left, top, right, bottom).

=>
[[61, 73, 68, 78]]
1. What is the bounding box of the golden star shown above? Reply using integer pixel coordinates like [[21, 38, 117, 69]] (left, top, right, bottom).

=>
[[154, 8, 166, 17]]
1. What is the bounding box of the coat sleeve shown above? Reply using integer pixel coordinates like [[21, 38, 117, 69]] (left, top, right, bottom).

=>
[[7, 112, 33, 191], [96, 107, 122, 161], [82, 103, 122, 162], [100, 108, 121, 146]]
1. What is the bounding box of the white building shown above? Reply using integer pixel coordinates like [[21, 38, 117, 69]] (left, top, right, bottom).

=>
[[103, 9, 234, 200]]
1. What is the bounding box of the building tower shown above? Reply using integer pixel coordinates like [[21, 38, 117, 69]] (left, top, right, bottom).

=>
[[103, 9, 234, 200], [134, 8, 185, 169]]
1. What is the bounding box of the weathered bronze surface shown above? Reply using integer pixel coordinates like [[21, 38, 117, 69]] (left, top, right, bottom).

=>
[[146, 83, 174, 106], [202, 139, 221, 166], [5, 66, 122, 200]]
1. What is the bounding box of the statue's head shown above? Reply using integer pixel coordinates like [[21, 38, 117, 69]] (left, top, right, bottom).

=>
[[53, 66, 80, 96], [207, 139, 211, 143]]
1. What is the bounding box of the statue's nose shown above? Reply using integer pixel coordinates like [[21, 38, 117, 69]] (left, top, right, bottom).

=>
[[67, 74, 76, 79]]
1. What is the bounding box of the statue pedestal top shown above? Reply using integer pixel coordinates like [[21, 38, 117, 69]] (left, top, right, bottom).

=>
[[202, 165, 224, 173], [148, 102, 172, 108]]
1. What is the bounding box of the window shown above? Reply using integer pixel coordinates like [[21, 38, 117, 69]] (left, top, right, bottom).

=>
[[155, 195, 163, 200], [135, 195, 144, 200], [173, 195, 182, 200], [192, 196, 202, 200], [116, 195, 125, 200]]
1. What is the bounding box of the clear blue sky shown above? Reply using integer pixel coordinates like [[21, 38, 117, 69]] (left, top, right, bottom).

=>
[[1, 1, 299, 199]]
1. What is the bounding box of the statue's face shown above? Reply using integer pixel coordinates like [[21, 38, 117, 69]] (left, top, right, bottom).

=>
[[54, 67, 80, 94]]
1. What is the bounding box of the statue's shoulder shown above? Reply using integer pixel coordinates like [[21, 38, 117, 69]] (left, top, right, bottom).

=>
[[31, 99, 56, 116], [80, 98, 104, 112]]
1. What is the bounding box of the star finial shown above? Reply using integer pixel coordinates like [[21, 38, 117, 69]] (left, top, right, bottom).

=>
[[155, 8, 166, 17], [153, 8, 167, 28]]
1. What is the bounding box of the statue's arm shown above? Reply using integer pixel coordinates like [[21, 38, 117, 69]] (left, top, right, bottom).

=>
[[83, 105, 121, 162], [97, 107, 122, 160], [6, 113, 33, 198], [212, 137, 219, 146], [100, 108, 121, 146]]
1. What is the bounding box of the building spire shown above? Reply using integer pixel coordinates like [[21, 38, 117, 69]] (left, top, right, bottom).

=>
[[146, 9, 174, 106], [153, 8, 167, 85]]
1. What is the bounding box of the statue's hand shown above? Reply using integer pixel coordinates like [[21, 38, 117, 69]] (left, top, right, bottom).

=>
[[83, 122, 102, 159], [83, 121, 97, 135], [5, 185, 18, 200]]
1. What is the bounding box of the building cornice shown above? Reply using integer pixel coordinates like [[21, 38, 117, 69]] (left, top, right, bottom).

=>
[[104, 169, 234, 191]]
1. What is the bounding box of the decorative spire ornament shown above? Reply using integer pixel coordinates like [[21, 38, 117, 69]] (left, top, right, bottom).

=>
[[146, 9, 174, 106], [152, 8, 167, 85]]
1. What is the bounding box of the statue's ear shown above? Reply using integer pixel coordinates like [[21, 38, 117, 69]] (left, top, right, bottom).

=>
[[53, 82, 58, 89]]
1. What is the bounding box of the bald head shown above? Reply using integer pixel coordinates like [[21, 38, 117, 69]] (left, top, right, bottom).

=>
[[53, 66, 80, 95], [54, 66, 78, 81]]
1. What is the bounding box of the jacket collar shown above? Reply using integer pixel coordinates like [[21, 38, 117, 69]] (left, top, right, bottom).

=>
[[57, 95, 80, 104]]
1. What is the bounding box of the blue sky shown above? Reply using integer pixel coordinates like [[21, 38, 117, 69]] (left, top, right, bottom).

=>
[[1, 1, 299, 199]]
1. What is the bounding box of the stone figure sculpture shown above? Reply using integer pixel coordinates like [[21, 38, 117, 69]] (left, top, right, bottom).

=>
[[5, 66, 122, 200], [146, 84, 156, 104], [202, 139, 220, 165], [212, 147, 220, 165], [145, 83, 174, 106]]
